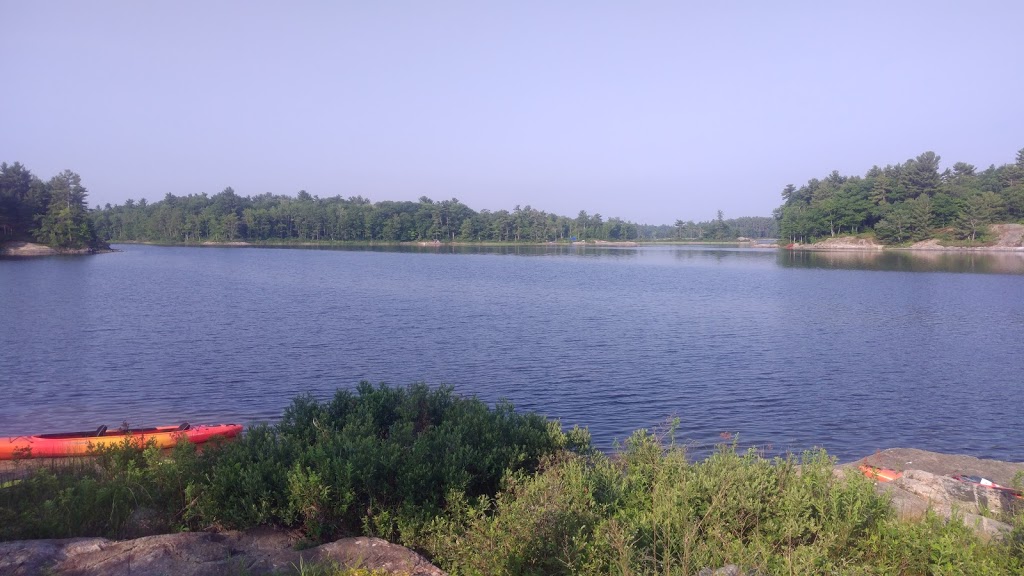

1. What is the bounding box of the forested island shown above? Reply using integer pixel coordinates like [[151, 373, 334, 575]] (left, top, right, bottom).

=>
[[3, 147, 1023, 252], [0, 164, 107, 252]]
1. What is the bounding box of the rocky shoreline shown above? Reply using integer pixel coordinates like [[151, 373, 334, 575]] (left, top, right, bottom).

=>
[[2, 448, 1020, 576], [790, 223, 1024, 252], [845, 448, 1024, 541], [0, 241, 113, 257]]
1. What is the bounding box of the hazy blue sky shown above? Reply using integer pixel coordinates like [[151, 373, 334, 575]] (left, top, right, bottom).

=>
[[3, 1, 1022, 224]]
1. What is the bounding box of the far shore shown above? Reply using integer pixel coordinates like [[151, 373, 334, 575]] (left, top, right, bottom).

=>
[[4, 223, 1023, 256]]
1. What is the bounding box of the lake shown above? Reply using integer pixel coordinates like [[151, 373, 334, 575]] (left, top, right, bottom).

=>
[[2, 244, 1023, 462]]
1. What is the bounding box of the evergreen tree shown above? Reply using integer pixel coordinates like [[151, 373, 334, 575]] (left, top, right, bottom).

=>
[[955, 192, 1001, 241], [34, 170, 96, 249], [0, 162, 47, 239]]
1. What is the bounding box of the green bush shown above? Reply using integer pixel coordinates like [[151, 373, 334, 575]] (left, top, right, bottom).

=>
[[191, 382, 577, 541], [0, 383, 577, 543], [188, 423, 295, 528]]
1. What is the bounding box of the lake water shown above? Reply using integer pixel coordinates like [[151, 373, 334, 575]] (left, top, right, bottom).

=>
[[2, 244, 1023, 462]]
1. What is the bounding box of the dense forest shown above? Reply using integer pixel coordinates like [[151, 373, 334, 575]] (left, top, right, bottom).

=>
[[0, 162, 106, 250], [1, 162, 776, 246], [90, 193, 732, 244], [775, 148, 1024, 244], [91, 191, 776, 244]]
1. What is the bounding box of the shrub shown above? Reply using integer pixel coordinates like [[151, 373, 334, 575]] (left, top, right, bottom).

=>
[[0, 436, 209, 540], [192, 382, 578, 541], [421, 432, 1023, 575]]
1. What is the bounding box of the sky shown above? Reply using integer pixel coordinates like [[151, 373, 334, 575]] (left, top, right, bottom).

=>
[[3, 1, 1023, 224]]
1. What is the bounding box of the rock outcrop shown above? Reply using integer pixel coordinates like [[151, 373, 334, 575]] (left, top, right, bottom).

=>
[[0, 241, 102, 257], [0, 242, 61, 257], [847, 448, 1024, 540], [0, 528, 446, 576]]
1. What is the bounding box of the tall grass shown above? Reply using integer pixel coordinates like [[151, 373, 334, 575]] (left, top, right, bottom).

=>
[[417, 429, 1024, 575], [0, 435, 208, 540]]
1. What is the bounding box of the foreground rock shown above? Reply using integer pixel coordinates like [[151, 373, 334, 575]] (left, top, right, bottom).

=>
[[0, 528, 446, 576], [847, 448, 1024, 540]]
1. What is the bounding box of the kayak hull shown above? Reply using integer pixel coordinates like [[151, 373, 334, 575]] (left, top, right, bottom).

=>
[[0, 424, 243, 460]]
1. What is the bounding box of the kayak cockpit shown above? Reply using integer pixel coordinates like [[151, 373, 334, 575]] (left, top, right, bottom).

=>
[[34, 423, 190, 440]]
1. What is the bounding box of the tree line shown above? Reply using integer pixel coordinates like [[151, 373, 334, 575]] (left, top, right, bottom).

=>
[[775, 148, 1024, 244], [12, 147, 1024, 250], [1, 162, 777, 247], [92, 190, 776, 244]]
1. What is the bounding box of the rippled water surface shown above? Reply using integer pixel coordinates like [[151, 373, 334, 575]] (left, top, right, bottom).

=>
[[2, 244, 1023, 462]]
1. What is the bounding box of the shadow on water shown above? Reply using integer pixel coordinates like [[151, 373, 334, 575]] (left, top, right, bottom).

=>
[[778, 249, 1024, 275]]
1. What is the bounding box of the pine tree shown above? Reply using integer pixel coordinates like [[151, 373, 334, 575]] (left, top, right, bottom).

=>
[[34, 170, 95, 249]]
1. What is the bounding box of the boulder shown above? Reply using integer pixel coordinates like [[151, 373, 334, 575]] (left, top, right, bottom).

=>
[[0, 528, 446, 576]]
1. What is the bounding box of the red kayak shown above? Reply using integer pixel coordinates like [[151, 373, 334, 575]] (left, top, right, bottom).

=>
[[0, 423, 243, 459]]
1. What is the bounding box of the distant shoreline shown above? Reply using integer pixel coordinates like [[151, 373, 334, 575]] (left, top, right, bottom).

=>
[[5, 224, 1023, 256]]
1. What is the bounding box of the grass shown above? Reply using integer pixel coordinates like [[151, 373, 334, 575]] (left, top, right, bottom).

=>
[[2, 384, 1022, 575]]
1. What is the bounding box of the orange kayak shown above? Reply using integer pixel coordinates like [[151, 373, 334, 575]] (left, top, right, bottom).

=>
[[859, 464, 903, 482], [0, 423, 243, 460]]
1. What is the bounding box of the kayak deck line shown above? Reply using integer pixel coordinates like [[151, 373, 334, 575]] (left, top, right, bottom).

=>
[[32, 422, 190, 440]]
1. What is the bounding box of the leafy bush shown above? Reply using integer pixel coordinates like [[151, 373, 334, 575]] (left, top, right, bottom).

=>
[[0, 383, 578, 543], [190, 382, 579, 541]]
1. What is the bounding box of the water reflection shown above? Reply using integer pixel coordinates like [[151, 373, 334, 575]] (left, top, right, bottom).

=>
[[261, 243, 644, 257], [191, 242, 1024, 273], [777, 249, 1024, 275]]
